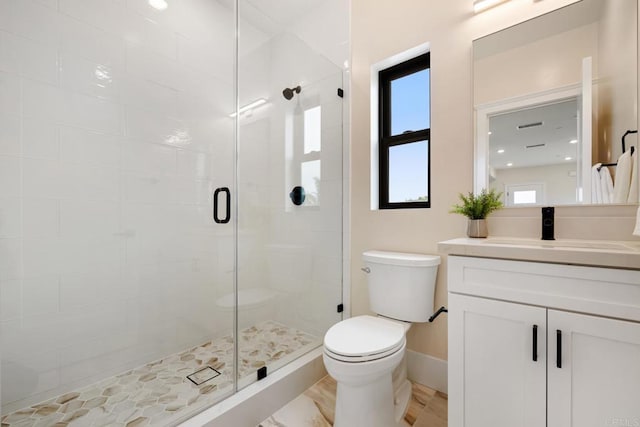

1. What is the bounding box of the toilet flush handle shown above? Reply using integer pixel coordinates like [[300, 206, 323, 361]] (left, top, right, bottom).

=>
[[360, 267, 371, 273]]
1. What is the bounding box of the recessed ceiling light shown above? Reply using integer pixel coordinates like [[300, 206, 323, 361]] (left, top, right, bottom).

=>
[[488, 131, 492, 135], [148, 0, 168, 11], [506, 162, 513, 167], [497, 149, 505, 154], [565, 156, 573, 161], [569, 139, 578, 144]]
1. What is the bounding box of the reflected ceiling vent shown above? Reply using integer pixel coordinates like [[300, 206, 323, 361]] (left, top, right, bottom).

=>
[[525, 143, 546, 149], [517, 121, 543, 130]]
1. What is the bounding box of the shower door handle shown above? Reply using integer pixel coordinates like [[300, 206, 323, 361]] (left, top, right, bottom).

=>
[[532, 325, 538, 362], [213, 187, 231, 224]]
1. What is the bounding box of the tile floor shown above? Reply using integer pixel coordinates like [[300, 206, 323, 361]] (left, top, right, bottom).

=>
[[2, 321, 320, 427], [258, 375, 448, 427]]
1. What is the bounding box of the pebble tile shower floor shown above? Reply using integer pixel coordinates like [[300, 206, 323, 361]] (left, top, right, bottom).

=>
[[1, 321, 319, 427]]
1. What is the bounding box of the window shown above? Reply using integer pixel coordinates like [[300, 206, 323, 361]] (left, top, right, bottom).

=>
[[378, 52, 431, 209], [505, 183, 545, 206]]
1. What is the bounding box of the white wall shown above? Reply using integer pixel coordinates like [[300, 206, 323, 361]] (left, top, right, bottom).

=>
[[350, 0, 582, 361], [474, 23, 599, 105]]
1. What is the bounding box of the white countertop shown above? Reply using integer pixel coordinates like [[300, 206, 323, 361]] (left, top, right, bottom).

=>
[[438, 237, 640, 270]]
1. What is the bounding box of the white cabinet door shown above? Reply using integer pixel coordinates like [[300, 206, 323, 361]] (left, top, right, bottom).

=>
[[449, 294, 547, 427], [548, 310, 640, 427]]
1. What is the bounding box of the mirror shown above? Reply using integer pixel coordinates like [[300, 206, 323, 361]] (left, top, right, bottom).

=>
[[474, 0, 638, 206]]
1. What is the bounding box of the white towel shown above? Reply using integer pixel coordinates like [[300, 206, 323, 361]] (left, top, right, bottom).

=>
[[634, 206, 640, 237], [613, 150, 633, 203], [600, 165, 614, 204], [591, 163, 602, 204], [627, 149, 638, 203]]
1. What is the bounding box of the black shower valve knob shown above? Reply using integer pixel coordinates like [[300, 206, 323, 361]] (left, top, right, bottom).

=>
[[289, 186, 306, 206]]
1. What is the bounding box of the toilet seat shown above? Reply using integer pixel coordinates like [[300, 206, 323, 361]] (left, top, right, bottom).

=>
[[324, 315, 406, 363]]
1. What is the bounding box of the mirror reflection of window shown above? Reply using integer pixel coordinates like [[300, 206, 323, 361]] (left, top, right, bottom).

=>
[[514, 190, 537, 205], [505, 184, 545, 206]]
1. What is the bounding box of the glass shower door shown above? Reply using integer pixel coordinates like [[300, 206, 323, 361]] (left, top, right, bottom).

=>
[[235, 3, 345, 389], [0, 0, 237, 424]]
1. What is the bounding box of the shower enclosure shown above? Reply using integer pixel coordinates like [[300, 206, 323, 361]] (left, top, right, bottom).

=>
[[0, 0, 346, 425]]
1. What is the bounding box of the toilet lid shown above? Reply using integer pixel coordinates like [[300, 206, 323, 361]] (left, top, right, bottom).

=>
[[324, 315, 405, 360]]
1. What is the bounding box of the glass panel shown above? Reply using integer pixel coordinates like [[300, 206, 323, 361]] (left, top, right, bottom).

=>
[[237, 2, 344, 391], [391, 69, 430, 135], [389, 141, 429, 203], [0, 0, 236, 423]]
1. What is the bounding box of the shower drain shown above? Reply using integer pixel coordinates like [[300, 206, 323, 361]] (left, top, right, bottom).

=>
[[187, 366, 221, 386]]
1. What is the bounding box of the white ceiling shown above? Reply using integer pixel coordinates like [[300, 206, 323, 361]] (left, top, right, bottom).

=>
[[489, 99, 579, 170]]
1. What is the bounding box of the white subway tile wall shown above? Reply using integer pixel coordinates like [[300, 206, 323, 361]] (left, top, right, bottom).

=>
[[0, 0, 346, 419]]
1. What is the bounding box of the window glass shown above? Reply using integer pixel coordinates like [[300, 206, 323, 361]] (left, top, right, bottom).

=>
[[391, 69, 430, 135], [513, 190, 537, 204], [388, 140, 429, 203]]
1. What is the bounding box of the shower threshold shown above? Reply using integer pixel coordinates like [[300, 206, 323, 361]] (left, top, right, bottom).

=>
[[1, 321, 320, 427]]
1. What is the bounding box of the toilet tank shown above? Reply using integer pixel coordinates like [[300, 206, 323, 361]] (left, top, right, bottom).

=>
[[363, 250, 441, 322]]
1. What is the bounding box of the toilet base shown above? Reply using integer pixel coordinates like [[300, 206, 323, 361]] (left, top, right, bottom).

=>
[[334, 372, 401, 427]]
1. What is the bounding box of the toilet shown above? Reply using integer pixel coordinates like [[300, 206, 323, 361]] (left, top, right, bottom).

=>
[[323, 250, 441, 427]]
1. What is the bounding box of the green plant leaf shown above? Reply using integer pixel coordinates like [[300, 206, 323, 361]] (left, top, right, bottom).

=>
[[449, 188, 503, 219]]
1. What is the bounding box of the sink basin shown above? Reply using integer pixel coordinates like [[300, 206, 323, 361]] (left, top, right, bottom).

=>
[[482, 238, 640, 252]]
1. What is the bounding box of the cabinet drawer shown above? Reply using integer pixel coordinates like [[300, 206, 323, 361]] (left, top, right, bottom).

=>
[[448, 256, 640, 322]]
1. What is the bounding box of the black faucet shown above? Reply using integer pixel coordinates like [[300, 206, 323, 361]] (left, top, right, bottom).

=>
[[541, 207, 555, 240]]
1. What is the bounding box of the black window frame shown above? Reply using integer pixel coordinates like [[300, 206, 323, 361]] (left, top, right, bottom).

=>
[[378, 52, 431, 209]]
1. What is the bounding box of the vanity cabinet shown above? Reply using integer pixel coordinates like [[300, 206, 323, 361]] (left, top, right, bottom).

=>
[[448, 255, 640, 427]]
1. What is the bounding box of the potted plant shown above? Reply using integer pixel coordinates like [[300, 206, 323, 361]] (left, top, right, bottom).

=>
[[450, 188, 503, 238]]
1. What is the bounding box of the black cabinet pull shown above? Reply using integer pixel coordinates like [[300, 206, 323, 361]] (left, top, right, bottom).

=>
[[213, 187, 230, 224], [532, 325, 538, 362], [556, 329, 562, 369]]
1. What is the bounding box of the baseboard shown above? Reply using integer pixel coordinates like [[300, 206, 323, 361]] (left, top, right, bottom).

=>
[[406, 350, 448, 394], [182, 348, 327, 427]]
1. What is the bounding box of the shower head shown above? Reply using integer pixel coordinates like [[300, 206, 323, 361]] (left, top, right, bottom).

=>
[[282, 85, 301, 100]]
